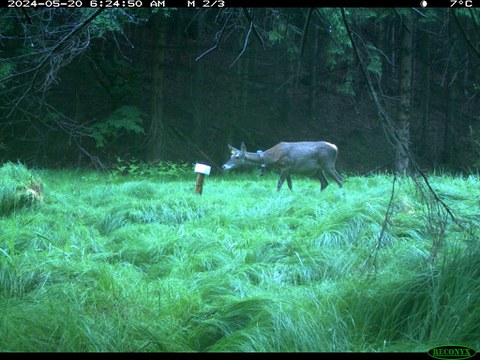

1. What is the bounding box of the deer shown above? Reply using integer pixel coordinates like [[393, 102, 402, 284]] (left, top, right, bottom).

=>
[[222, 141, 343, 191]]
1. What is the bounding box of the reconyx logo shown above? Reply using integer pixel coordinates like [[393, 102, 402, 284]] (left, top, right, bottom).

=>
[[428, 345, 477, 360]]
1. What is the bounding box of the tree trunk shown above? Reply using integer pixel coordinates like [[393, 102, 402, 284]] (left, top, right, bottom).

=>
[[441, 12, 457, 169], [147, 14, 167, 161], [192, 14, 205, 146], [280, 56, 293, 125], [418, 29, 431, 161], [308, 25, 320, 123], [240, 53, 250, 137], [442, 67, 457, 168], [395, 13, 414, 174]]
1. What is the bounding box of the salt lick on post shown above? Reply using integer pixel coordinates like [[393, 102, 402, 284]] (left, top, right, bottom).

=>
[[194, 163, 211, 195]]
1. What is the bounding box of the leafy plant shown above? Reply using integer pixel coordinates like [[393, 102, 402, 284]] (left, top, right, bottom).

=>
[[111, 158, 192, 178], [90, 106, 144, 148]]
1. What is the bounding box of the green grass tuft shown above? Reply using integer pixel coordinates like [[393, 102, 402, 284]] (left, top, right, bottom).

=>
[[0, 162, 43, 216]]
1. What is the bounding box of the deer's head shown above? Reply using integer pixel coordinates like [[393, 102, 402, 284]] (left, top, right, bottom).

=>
[[222, 142, 247, 171]]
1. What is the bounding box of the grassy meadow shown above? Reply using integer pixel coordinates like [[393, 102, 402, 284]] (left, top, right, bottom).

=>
[[0, 162, 479, 352]]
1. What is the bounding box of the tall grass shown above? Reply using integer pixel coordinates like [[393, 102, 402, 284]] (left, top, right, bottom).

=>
[[0, 162, 43, 216], [0, 166, 478, 352]]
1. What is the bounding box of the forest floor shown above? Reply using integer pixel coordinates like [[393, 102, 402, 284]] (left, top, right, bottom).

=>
[[0, 167, 479, 352]]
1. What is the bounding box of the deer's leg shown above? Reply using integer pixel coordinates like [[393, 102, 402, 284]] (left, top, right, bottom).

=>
[[318, 171, 329, 190], [277, 171, 289, 191], [287, 175, 293, 190], [277, 176, 285, 191], [326, 168, 343, 188]]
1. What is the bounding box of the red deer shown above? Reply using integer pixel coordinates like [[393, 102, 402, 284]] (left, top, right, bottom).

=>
[[222, 141, 343, 191]]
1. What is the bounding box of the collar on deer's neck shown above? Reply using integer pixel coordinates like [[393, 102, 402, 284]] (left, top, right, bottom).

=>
[[257, 150, 266, 176]]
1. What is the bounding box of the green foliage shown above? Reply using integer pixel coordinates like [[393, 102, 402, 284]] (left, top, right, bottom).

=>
[[111, 158, 192, 178], [0, 61, 13, 89], [264, 11, 303, 60], [90, 11, 123, 35], [91, 106, 144, 148], [318, 9, 352, 69], [89, 9, 152, 37], [365, 43, 382, 77], [0, 172, 478, 351], [337, 73, 354, 96], [267, 28, 283, 45], [0, 162, 43, 216], [88, 9, 173, 38], [319, 8, 388, 95]]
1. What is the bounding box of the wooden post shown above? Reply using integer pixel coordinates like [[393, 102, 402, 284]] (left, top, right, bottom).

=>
[[194, 163, 211, 195], [195, 173, 205, 195]]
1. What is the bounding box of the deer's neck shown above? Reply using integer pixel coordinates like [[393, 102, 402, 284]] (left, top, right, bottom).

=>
[[245, 151, 264, 165]]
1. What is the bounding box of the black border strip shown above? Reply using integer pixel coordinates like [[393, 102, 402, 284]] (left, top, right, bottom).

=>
[[3, 0, 476, 8]]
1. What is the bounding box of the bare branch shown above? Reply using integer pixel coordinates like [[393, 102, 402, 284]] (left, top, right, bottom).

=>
[[196, 9, 233, 62], [230, 14, 254, 67], [11, 8, 104, 109], [241, 8, 265, 48]]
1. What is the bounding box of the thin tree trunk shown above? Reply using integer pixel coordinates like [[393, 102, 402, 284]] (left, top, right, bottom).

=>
[[148, 14, 167, 161], [419, 30, 431, 160], [442, 68, 456, 167], [395, 13, 414, 173], [240, 53, 250, 131], [441, 12, 457, 168], [308, 26, 319, 122], [280, 57, 293, 125], [234, 55, 250, 139], [192, 14, 205, 146]]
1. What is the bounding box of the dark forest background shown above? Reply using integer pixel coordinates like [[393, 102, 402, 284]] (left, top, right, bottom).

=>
[[1, 8, 479, 174]]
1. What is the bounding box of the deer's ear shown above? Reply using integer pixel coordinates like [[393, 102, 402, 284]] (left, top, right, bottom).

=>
[[228, 144, 239, 154], [241, 142, 247, 153]]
